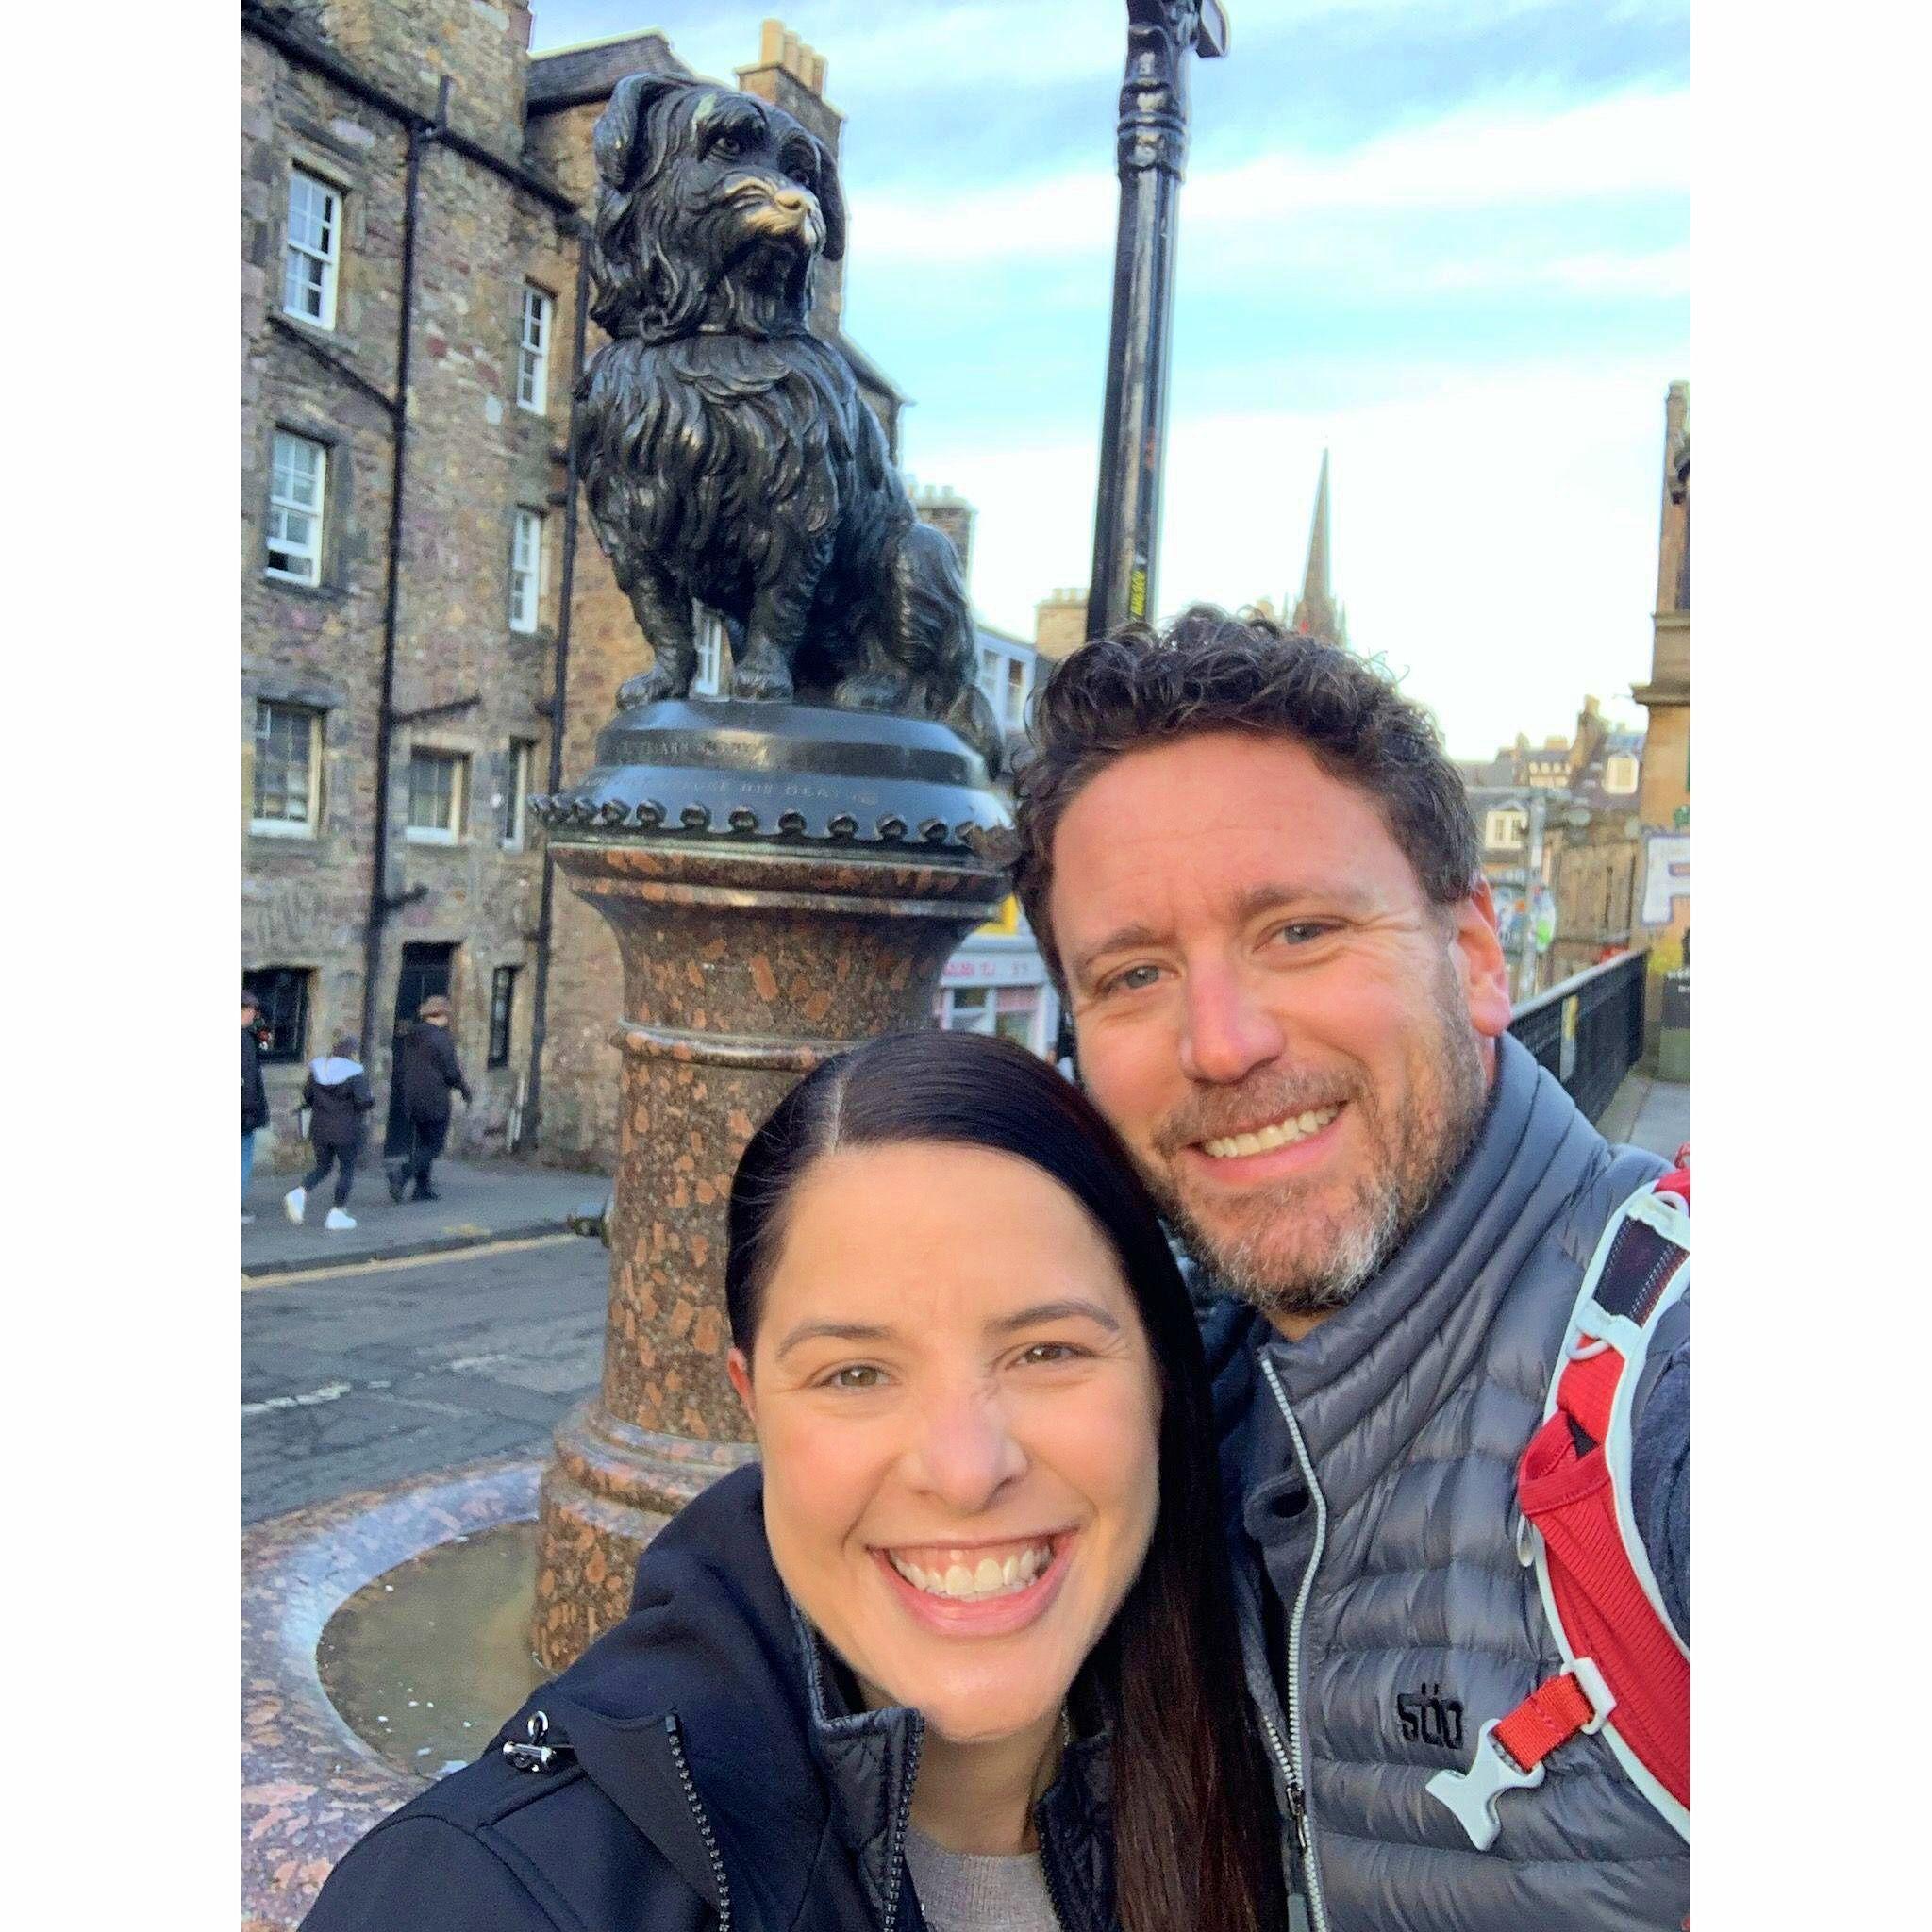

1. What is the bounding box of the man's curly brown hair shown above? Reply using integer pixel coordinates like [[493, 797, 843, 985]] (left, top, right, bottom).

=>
[[1012, 606, 1481, 988]]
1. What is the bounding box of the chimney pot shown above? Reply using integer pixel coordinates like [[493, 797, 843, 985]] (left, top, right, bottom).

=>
[[759, 18, 784, 64]]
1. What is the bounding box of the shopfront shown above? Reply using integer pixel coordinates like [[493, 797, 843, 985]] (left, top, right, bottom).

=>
[[935, 904, 1062, 1060]]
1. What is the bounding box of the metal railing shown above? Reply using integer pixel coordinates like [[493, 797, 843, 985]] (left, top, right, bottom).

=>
[[1509, 950, 1647, 1125]]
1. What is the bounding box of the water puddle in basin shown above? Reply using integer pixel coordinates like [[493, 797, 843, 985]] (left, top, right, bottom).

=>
[[317, 1520, 547, 1780]]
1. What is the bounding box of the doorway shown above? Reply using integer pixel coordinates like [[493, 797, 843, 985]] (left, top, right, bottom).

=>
[[384, 942, 457, 1157]]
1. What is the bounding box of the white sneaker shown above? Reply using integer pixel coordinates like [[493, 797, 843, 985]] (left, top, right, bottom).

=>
[[283, 1186, 306, 1224], [325, 1208, 357, 1232]]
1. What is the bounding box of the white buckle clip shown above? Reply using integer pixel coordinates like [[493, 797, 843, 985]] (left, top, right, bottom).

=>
[[1426, 1660, 1617, 1850], [1426, 1721, 1544, 1850]]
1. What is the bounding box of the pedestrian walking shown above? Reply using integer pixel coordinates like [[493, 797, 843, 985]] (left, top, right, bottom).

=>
[[387, 994, 472, 1203], [242, 988, 269, 1223], [285, 1035, 376, 1231]]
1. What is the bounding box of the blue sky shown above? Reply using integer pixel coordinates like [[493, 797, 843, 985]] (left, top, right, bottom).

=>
[[528, 1, 1690, 757]]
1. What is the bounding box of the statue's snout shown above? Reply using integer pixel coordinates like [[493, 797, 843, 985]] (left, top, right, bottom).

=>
[[723, 175, 823, 249]]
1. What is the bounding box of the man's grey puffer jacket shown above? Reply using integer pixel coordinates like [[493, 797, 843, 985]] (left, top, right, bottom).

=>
[[1197, 1035, 1690, 1932]]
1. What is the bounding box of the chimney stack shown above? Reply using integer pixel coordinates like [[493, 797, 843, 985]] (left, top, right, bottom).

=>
[[1033, 587, 1091, 663]]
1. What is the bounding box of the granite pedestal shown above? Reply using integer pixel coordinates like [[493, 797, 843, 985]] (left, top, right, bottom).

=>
[[527, 700, 1012, 1666]]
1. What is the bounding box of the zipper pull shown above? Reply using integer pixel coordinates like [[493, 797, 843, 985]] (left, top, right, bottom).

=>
[[1284, 1775, 1309, 1855], [502, 1708, 570, 1774]]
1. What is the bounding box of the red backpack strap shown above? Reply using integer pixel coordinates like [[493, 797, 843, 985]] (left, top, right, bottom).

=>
[[1429, 1169, 1690, 1849]]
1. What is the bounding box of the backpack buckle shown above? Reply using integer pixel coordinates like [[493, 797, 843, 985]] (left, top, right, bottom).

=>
[[1427, 1660, 1617, 1849], [1426, 1720, 1545, 1850]]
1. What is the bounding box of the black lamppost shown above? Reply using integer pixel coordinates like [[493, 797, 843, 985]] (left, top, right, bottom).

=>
[[1087, 0, 1228, 640]]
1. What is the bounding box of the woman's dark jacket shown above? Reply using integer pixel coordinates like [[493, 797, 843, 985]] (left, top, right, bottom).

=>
[[303, 1466, 1113, 1932], [397, 1022, 472, 1123], [242, 1024, 269, 1132], [302, 1056, 376, 1150]]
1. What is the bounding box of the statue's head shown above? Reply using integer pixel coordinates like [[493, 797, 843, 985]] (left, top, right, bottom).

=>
[[589, 75, 847, 342]]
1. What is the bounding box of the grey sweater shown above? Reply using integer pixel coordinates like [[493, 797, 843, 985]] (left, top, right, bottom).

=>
[[903, 1826, 1058, 1932]]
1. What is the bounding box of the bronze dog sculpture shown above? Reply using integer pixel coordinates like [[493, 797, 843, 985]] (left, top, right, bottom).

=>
[[575, 74, 1003, 770]]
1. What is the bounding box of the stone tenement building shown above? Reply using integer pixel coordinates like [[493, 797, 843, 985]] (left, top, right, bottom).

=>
[[1459, 697, 1648, 996], [242, 3, 918, 1167]]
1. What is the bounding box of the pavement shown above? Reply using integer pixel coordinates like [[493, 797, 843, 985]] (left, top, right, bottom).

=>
[[242, 1231, 609, 1523], [1599, 1066, 1690, 1161], [242, 1154, 610, 1277]]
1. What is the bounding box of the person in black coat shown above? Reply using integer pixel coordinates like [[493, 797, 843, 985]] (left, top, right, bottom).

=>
[[303, 1032, 1287, 1932], [285, 1035, 376, 1232], [242, 989, 270, 1221], [387, 993, 472, 1203]]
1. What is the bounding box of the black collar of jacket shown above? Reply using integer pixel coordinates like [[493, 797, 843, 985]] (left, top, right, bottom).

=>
[[499, 1464, 1115, 1930]]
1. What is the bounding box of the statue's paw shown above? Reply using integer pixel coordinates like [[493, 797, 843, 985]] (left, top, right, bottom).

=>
[[832, 671, 908, 712], [730, 658, 795, 703], [617, 664, 683, 708]]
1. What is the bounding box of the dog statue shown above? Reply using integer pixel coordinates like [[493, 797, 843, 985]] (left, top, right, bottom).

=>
[[575, 74, 1003, 773]]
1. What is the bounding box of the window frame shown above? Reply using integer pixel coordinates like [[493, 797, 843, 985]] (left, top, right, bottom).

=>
[[937, 985, 997, 1036], [509, 508, 544, 633], [282, 167, 341, 331], [244, 967, 312, 1065], [502, 739, 534, 850], [692, 608, 729, 695], [251, 699, 324, 838], [974, 639, 1034, 732], [1603, 752, 1640, 795], [405, 747, 470, 845], [1485, 808, 1527, 851], [488, 965, 518, 1068], [517, 284, 554, 415], [266, 429, 328, 586], [1004, 656, 1028, 730]]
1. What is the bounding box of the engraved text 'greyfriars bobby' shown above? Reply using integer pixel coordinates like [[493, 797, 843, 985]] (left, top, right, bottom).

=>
[[575, 74, 1003, 770]]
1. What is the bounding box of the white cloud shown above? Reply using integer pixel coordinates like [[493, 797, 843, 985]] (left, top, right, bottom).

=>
[[854, 88, 1690, 265], [619, 0, 1689, 95], [921, 361, 1678, 755], [1402, 243, 1690, 297]]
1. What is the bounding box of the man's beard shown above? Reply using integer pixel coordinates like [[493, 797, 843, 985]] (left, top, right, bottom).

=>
[[1147, 963, 1488, 1324]]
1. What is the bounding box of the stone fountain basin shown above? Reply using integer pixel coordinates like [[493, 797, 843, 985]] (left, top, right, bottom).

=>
[[242, 1455, 548, 1931]]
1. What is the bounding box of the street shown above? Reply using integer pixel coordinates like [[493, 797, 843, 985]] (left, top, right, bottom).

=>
[[242, 1233, 608, 1524], [242, 1068, 1685, 1528]]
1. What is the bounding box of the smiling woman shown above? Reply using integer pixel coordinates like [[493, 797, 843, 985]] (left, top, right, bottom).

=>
[[303, 1031, 1286, 1932], [722, 1031, 1288, 1930]]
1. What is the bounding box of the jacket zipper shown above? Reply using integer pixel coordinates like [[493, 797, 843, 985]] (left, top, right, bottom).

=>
[[663, 1715, 732, 1932], [1255, 1706, 1307, 1854], [879, 1710, 924, 1932], [1259, 1355, 1332, 1932], [1034, 1811, 1076, 1932]]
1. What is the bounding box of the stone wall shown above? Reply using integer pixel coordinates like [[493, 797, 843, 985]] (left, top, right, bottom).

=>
[[246, 8, 927, 1174], [242, 4, 575, 1166], [313, 0, 534, 156]]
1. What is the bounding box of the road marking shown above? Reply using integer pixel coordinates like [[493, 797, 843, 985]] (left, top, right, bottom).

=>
[[242, 1230, 580, 1290], [242, 1380, 352, 1419]]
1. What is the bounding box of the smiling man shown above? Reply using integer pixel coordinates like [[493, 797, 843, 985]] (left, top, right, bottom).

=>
[[1013, 608, 1690, 1932]]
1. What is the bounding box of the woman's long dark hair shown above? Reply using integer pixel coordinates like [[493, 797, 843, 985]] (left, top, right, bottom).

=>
[[725, 1029, 1287, 1932]]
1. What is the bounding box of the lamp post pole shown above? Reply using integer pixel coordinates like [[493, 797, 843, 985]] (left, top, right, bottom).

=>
[[1087, 0, 1228, 640]]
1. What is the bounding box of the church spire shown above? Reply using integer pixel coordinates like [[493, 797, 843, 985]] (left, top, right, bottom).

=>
[[1290, 449, 1347, 648]]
